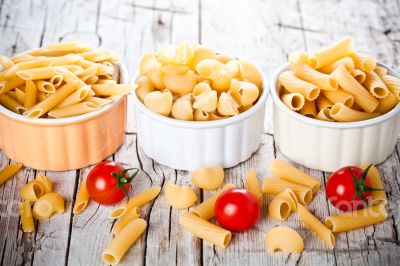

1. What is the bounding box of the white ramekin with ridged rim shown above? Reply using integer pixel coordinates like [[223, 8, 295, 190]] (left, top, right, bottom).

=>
[[132, 73, 269, 171], [271, 62, 400, 172], [0, 62, 129, 171]]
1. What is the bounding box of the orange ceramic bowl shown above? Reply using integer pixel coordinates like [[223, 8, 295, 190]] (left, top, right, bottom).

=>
[[0, 63, 128, 171]]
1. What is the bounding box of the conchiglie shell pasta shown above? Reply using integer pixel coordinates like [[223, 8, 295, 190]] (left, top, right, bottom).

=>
[[144, 90, 173, 116], [135, 76, 154, 102], [238, 60, 262, 88], [164, 181, 197, 209], [224, 60, 240, 78], [156, 42, 194, 65], [171, 94, 194, 121], [33, 192, 65, 220], [191, 166, 224, 190], [139, 53, 164, 89], [192, 81, 212, 99], [265, 226, 304, 253], [193, 90, 217, 112], [229, 79, 259, 106], [189, 46, 215, 70], [194, 109, 210, 121], [217, 92, 240, 116], [162, 69, 197, 94], [214, 54, 235, 64]]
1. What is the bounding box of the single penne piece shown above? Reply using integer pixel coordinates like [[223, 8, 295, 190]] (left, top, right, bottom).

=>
[[35, 174, 52, 193], [297, 203, 335, 249], [192, 183, 235, 220], [270, 159, 321, 191], [24, 81, 79, 118], [0, 76, 26, 94], [0, 163, 23, 185], [40, 41, 92, 53], [55, 67, 86, 87], [322, 89, 354, 107], [11, 54, 35, 64], [191, 166, 224, 190], [85, 96, 113, 107], [96, 79, 117, 85], [278, 71, 320, 100], [81, 75, 99, 85], [179, 212, 231, 248], [79, 50, 112, 62], [325, 204, 387, 233], [291, 64, 338, 91], [318, 57, 355, 74], [24, 80, 37, 108], [316, 94, 334, 110], [78, 65, 98, 78], [0, 55, 14, 69], [50, 75, 63, 87], [102, 218, 147, 265], [73, 179, 90, 214], [0, 94, 26, 114], [268, 189, 297, 221], [20, 180, 46, 201], [381, 75, 400, 99], [363, 71, 390, 98], [316, 107, 334, 122], [14, 88, 25, 105], [281, 93, 305, 111], [350, 52, 377, 71], [91, 84, 135, 96], [245, 168, 263, 205], [56, 85, 94, 108], [36, 92, 47, 102], [375, 93, 398, 114], [164, 181, 197, 209], [36, 80, 56, 94], [109, 186, 161, 219], [265, 226, 304, 253], [299, 100, 317, 118], [308, 37, 354, 69], [330, 103, 380, 122], [16, 66, 59, 80], [288, 51, 309, 65], [374, 66, 388, 76], [32, 192, 65, 220], [262, 178, 313, 204], [19, 201, 35, 232], [112, 207, 141, 235], [351, 69, 367, 83], [48, 102, 99, 118], [360, 163, 387, 205], [331, 65, 379, 113]]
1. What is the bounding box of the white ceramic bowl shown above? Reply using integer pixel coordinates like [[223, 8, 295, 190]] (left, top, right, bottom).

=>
[[270, 62, 400, 172], [132, 74, 269, 171]]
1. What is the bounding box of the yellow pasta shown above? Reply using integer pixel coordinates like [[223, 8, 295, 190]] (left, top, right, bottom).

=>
[[288, 51, 309, 66], [265, 226, 304, 253], [209, 111, 226, 120], [179, 212, 231, 248], [164, 181, 197, 209], [85, 96, 113, 108], [238, 60, 262, 89], [245, 168, 263, 205], [102, 218, 147, 265], [375, 92, 398, 114], [140, 53, 164, 90], [163, 70, 197, 94], [214, 54, 235, 64], [319, 57, 355, 74], [0, 94, 26, 114], [364, 71, 389, 98], [316, 107, 334, 122], [144, 90, 173, 117], [192, 183, 235, 220], [171, 94, 194, 121], [109, 186, 161, 219], [316, 94, 333, 110], [331, 65, 379, 113], [194, 109, 210, 121], [229, 79, 259, 106], [292, 64, 338, 91], [262, 178, 313, 204], [135, 76, 154, 102], [269, 189, 297, 221], [270, 159, 321, 191], [0, 55, 14, 69], [279, 71, 320, 100], [0, 163, 23, 186], [299, 100, 317, 118], [56, 85, 94, 108], [73, 179, 90, 214], [191, 166, 224, 190], [351, 69, 367, 83], [19, 201, 35, 232], [350, 52, 377, 71], [217, 92, 240, 116], [112, 207, 141, 235], [24, 80, 37, 108], [0, 75, 25, 94], [297, 203, 335, 249], [33, 41, 91, 55], [309, 37, 354, 69], [91, 84, 135, 96], [32, 192, 65, 220], [16, 66, 60, 80], [193, 90, 217, 113], [196, 59, 231, 92], [81, 74, 99, 85], [325, 204, 387, 233], [374, 66, 388, 77], [381, 75, 400, 99], [330, 103, 380, 122], [14, 88, 25, 104], [20, 181, 46, 201], [36, 80, 56, 94], [360, 164, 387, 205], [34, 174, 52, 194], [157, 42, 194, 65], [281, 92, 307, 111], [322, 89, 354, 107], [50, 75, 63, 87]]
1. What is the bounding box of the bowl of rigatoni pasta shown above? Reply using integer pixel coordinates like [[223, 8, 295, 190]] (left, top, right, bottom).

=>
[[270, 37, 400, 172], [0, 41, 135, 171]]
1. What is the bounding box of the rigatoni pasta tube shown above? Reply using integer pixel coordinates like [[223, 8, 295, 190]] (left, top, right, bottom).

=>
[[309, 37, 354, 69], [262, 178, 313, 204], [325, 204, 387, 233], [270, 159, 320, 191], [318, 57, 355, 74], [269, 189, 297, 221], [381, 75, 400, 99], [299, 100, 317, 118], [179, 212, 231, 248], [192, 183, 235, 220], [351, 69, 366, 83], [0, 163, 23, 186], [279, 71, 320, 100], [364, 71, 389, 99], [109, 186, 161, 219], [330, 103, 380, 122], [350, 52, 376, 71], [245, 168, 263, 205], [112, 207, 141, 235], [265, 226, 304, 253], [73, 179, 90, 214], [281, 93, 305, 111], [20, 201, 35, 232], [375, 93, 398, 114], [316, 94, 333, 110], [322, 89, 354, 107], [32, 192, 65, 220], [374, 66, 388, 76], [297, 204, 335, 249], [331, 65, 379, 113], [360, 164, 387, 205], [316, 108, 334, 122], [288, 51, 309, 65], [291, 64, 338, 91], [102, 218, 147, 265]]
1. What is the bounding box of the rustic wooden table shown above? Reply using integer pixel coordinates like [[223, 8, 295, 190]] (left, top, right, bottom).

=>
[[1, 0, 400, 265]]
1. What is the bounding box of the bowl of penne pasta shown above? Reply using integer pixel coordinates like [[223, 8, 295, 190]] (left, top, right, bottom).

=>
[[0, 41, 135, 171], [132, 43, 269, 171], [270, 37, 400, 172]]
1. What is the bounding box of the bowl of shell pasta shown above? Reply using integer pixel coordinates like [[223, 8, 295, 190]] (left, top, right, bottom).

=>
[[132, 43, 268, 171], [271, 37, 400, 172], [0, 41, 134, 171]]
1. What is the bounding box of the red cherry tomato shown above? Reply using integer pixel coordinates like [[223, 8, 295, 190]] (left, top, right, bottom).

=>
[[215, 188, 260, 232], [86, 161, 138, 205], [326, 165, 380, 211]]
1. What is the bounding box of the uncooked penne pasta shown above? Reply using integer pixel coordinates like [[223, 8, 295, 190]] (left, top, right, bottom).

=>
[[374, 66, 388, 76], [297, 203, 335, 249], [78, 65, 98, 78], [0, 55, 14, 69], [299, 100, 317, 118], [91, 84, 135, 96], [309, 37, 354, 69], [36, 80, 56, 94], [35, 174, 52, 194], [49, 101, 99, 118], [56, 85, 94, 108], [351, 69, 366, 83], [164, 181, 197, 209], [318, 57, 355, 74], [14, 88, 25, 104], [322, 89, 354, 107], [109, 186, 161, 219], [331, 65, 379, 113], [191, 166, 224, 190], [24, 80, 37, 108], [269, 189, 297, 221], [281, 92, 305, 111], [245, 168, 263, 205], [265, 226, 304, 253], [325, 204, 387, 233], [316, 94, 333, 110], [50, 75, 63, 87], [270, 159, 321, 191], [19, 201, 35, 232], [375, 93, 398, 114], [291, 64, 338, 91], [179, 212, 231, 248], [279, 71, 320, 100], [112, 207, 141, 235], [316, 108, 334, 122], [85, 96, 113, 107], [262, 178, 313, 204], [364, 71, 389, 98], [0, 163, 23, 186], [360, 164, 387, 205], [102, 218, 147, 265], [81, 74, 99, 85], [192, 183, 235, 220], [73, 179, 90, 214], [0, 75, 25, 94], [32, 192, 65, 220], [16, 67, 59, 80], [330, 103, 380, 122], [350, 52, 377, 71], [381, 75, 400, 99], [0, 94, 26, 114]]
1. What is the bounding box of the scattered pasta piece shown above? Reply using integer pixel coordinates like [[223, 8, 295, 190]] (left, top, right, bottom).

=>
[[32, 192, 65, 220], [191, 166, 224, 190], [20, 174, 53, 201], [262, 178, 313, 204], [164, 181, 197, 209], [0, 163, 23, 186], [73, 179, 90, 214], [268, 189, 297, 221], [360, 163, 387, 205], [19, 201, 35, 233], [112, 207, 141, 235], [265, 226, 304, 253], [245, 169, 263, 205]]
